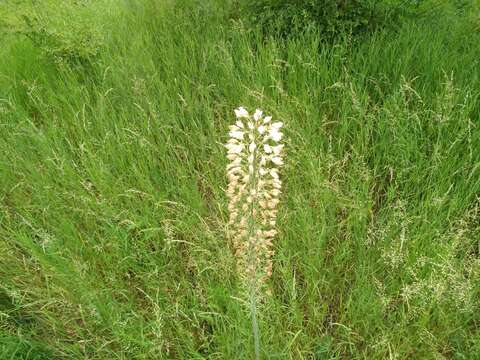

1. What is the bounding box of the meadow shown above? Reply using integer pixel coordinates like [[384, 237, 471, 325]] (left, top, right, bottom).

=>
[[1, 1, 480, 358]]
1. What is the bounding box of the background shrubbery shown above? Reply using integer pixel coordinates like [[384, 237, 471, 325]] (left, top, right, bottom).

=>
[[236, 0, 480, 39], [236, 0, 421, 38], [0, 0, 118, 66]]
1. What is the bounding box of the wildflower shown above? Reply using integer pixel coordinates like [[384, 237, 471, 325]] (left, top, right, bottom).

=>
[[229, 130, 244, 140], [225, 106, 285, 360], [234, 107, 249, 118], [226, 107, 284, 288]]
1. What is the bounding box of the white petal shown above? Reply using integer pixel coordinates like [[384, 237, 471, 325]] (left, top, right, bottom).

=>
[[229, 131, 244, 140], [272, 144, 284, 155], [258, 125, 266, 134], [271, 189, 281, 196], [263, 116, 272, 124], [269, 130, 283, 142], [234, 107, 249, 118], [253, 109, 263, 121], [247, 122, 254, 130], [226, 159, 241, 169], [271, 122, 283, 129], [271, 156, 283, 165], [249, 142, 256, 152], [263, 144, 272, 153], [235, 120, 244, 128], [272, 179, 282, 189], [260, 156, 267, 166], [232, 157, 242, 165], [227, 144, 244, 154], [227, 166, 241, 174], [225, 142, 241, 150]]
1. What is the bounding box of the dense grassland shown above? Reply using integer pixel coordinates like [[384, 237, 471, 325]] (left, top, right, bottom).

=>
[[1, 1, 480, 358]]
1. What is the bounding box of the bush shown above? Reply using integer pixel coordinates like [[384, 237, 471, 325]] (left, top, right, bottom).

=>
[[0, 0, 116, 67], [237, 0, 419, 38]]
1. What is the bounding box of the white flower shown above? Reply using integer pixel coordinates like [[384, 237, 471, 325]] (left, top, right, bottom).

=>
[[226, 106, 284, 298], [264, 229, 277, 237], [225, 143, 244, 154], [271, 189, 281, 197], [229, 130, 244, 140], [228, 173, 240, 182], [270, 169, 279, 179], [227, 138, 239, 144], [234, 107, 249, 118], [271, 156, 283, 166], [231, 157, 242, 165], [227, 158, 240, 167], [272, 144, 284, 155], [267, 200, 279, 209], [269, 129, 283, 142], [259, 156, 267, 166], [227, 166, 241, 174], [253, 109, 263, 121], [272, 179, 282, 189]]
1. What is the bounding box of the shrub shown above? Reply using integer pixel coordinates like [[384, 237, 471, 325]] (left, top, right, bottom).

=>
[[1, 0, 113, 66], [236, 0, 419, 38]]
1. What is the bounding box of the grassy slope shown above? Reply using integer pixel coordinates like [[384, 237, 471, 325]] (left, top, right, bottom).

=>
[[1, 1, 480, 358]]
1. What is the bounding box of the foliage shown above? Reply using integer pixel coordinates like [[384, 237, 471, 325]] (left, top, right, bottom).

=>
[[1, 0, 480, 358], [0, 333, 54, 360], [236, 0, 420, 38], [0, 1, 118, 66]]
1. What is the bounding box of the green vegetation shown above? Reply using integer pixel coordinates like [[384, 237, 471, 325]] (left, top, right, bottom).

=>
[[1, 0, 479, 358], [237, 0, 415, 38]]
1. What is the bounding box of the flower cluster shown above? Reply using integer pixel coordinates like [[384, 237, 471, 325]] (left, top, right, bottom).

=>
[[225, 106, 284, 295]]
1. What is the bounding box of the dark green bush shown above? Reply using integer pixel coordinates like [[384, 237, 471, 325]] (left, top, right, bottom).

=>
[[237, 0, 419, 38]]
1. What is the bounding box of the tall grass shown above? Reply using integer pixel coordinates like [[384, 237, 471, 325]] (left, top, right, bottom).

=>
[[1, 0, 480, 358]]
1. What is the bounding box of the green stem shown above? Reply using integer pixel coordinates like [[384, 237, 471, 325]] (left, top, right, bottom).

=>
[[250, 288, 260, 360], [247, 127, 261, 360]]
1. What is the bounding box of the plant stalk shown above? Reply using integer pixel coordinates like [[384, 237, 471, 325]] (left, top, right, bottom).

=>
[[250, 288, 260, 360]]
